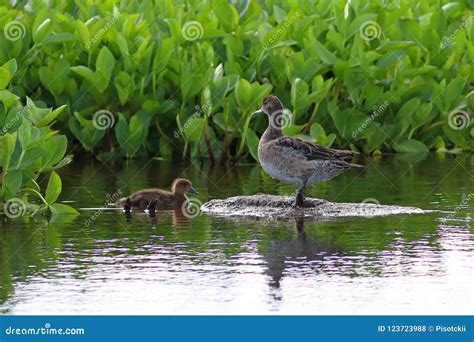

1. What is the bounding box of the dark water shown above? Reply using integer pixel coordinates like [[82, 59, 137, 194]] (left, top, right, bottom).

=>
[[0, 155, 472, 314]]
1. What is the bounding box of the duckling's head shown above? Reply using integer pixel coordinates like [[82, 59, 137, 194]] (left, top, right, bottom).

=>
[[254, 95, 284, 116], [171, 178, 198, 196]]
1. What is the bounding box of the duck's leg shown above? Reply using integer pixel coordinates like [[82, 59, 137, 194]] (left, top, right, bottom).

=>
[[293, 184, 305, 208], [123, 198, 132, 213], [146, 198, 157, 214]]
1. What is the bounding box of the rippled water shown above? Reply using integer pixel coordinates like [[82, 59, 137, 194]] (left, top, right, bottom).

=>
[[0, 154, 472, 314]]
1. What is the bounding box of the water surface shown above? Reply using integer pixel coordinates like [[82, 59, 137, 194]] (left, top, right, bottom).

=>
[[1, 155, 472, 314]]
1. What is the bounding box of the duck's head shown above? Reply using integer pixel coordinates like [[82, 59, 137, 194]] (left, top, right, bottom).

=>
[[254, 95, 284, 116], [171, 178, 198, 195]]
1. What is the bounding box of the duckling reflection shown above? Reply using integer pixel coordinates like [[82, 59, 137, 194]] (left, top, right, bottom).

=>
[[122, 208, 198, 227]]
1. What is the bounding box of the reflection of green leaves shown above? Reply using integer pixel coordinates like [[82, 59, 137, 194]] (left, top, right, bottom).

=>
[[394, 139, 429, 154]]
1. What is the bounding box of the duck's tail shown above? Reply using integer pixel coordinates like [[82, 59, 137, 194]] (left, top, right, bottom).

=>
[[349, 162, 364, 169]]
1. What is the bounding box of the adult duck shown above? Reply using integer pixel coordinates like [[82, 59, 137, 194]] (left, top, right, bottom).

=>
[[255, 95, 363, 208]]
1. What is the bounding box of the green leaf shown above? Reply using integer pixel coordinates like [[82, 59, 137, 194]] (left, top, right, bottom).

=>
[[45, 171, 62, 204], [2, 59, 17, 76], [95, 46, 115, 93], [36, 105, 67, 127], [70, 66, 96, 84], [314, 39, 338, 65], [4, 170, 23, 196], [185, 118, 205, 141], [245, 128, 259, 161], [444, 78, 465, 110], [33, 18, 52, 43], [114, 71, 134, 106], [376, 50, 405, 68], [0, 67, 11, 90], [212, 0, 239, 32]]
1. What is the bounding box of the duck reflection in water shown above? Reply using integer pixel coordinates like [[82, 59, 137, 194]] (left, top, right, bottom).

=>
[[262, 218, 334, 295]]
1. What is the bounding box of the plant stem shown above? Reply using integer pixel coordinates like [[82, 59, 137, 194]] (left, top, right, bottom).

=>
[[20, 188, 48, 205]]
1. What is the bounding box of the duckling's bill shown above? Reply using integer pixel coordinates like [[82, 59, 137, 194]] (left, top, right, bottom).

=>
[[188, 186, 198, 195]]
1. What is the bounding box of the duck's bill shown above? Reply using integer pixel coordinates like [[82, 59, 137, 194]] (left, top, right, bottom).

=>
[[188, 186, 198, 195], [252, 108, 264, 117]]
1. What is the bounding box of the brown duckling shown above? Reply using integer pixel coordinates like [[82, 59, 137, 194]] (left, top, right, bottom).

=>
[[116, 178, 198, 211]]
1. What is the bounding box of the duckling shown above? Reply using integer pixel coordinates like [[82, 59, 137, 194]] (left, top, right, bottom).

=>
[[254, 95, 363, 208], [116, 178, 198, 211]]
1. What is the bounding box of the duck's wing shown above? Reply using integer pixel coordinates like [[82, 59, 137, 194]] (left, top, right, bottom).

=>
[[128, 189, 171, 203], [274, 136, 361, 164]]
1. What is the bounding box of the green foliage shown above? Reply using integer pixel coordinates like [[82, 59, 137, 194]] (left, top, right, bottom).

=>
[[0, 59, 77, 217], [0, 0, 472, 161]]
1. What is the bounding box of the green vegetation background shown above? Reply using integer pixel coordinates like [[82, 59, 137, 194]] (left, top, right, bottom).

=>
[[0, 0, 473, 212]]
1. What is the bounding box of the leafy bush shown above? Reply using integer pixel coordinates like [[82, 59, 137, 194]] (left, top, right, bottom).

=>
[[0, 59, 77, 216], [0, 0, 472, 161]]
